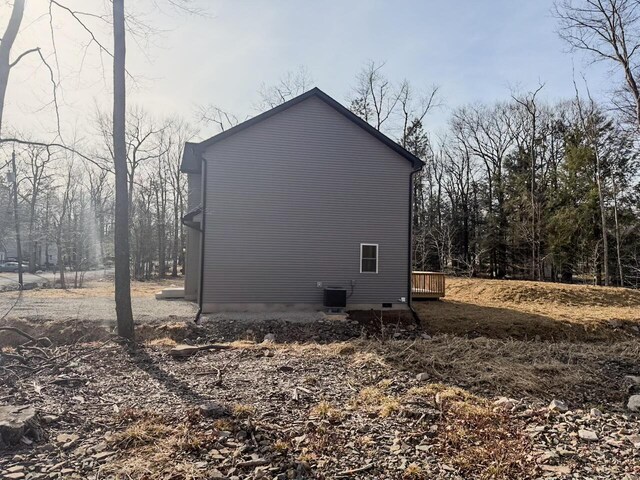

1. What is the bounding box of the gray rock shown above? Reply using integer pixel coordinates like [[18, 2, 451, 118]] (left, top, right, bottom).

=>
[[40, 415, 57, 425], [55, 433, 79, 445], [578, 429, 598, 441], [589, 408, 603, 418], [623, 375, 640, 385], [416, 372, 429, 381], [262, 333, 276, 343], [627, 434, 640, 448], [548, 399, 569, 413], [4, 473, 25, 479], [0, 405, 40, 446], [627, 395, 640, 412], [199, 403, 231, 419], [494, 397, 517, 409], [540, 465, 571, 475], [92, 451, 115, 462]]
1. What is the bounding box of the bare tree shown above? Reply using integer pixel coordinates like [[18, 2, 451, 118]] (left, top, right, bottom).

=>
[[573, 81, 610, 285], [86, 165, 113, 267], [257, 66, 313, 110], [398, 80, 440, 148], [197, 105, 239, 132], [512, 83, 545, 279], [1, 1, 64, 144], [555, 0, 640, 128], [51, 163, 75, 289], [165, 119, 196, 276], [18, 145, 55, 273], [350, 61, 402, 131], [113, 0, 134, 340], [451, 103, 518, 278], [0, 0, 25, 138]]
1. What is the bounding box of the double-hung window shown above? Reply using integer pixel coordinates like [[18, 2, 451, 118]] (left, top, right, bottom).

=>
[[360, 244, 378, 273]]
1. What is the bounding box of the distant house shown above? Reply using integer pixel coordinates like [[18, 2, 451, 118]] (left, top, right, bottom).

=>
[[0, 237, 58, 268], [181, 88, 424, 313]]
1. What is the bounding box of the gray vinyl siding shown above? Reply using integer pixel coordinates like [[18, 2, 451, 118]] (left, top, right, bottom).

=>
[[201, 95, 412, 306], [184, 226, 200, 300], [183, 172, 202, 300], [187, 173, 201, 210]]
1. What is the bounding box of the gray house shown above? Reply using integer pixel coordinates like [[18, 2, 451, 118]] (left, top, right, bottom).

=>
[[181, 87, 424, 313]]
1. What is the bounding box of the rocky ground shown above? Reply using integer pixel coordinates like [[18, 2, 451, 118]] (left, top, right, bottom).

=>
[[1, 316, 639, 479]]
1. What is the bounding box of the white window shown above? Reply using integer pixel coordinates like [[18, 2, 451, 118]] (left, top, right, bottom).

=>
[[360, 243, 378, 273]]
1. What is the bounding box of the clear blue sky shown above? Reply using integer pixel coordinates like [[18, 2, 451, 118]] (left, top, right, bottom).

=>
[[5, 0, 613, 138]]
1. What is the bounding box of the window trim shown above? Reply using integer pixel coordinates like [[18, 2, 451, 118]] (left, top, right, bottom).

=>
[[360, 243, 379, 274]]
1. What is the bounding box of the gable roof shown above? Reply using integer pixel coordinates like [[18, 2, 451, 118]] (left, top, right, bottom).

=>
[[181, 87, 425, 173]]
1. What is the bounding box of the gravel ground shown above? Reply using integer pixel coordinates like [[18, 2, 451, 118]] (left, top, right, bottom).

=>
[[0, 292, 198, 324]]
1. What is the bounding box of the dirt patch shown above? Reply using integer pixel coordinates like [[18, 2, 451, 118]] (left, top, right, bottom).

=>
[[346, 309, 417, 337], [416, 277, 640, 342], [0, 318, 109, 347], [0, 318, 200, 348]]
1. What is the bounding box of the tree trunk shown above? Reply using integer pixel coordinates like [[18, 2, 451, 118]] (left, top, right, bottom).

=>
[[28, 186, 38, 274], [56, 234, 65, 289], [612, 174, 624, 286], [530, 112, 537, 280], [11, 151, 23, 288], [113, 0, 134, 340], [594, 147, 609, 286], [0, 0, 25, 137], [171, 197, 179, 277]]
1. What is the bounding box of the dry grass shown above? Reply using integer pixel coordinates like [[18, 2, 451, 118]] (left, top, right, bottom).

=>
[[426, 384, 533, 479], [232, 403, 256, 418], [104, 408, 237, 479], [110, 418, 173, 450], [346, 380, 533, 478], [358, 336, 640, 402], [310, 401, 344, 422], [403, 463, 427, 479], [271, 335, 640, 403], [416, 277, 640, 341], [351, 383, 403, 418]]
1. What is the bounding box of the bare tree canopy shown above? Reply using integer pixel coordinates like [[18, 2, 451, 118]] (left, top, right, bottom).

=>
[[555, 0, 640, 127], [256, 66, 314, 110]]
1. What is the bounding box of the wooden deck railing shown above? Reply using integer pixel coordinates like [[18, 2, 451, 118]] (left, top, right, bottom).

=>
[[412, 271, 445, 299]]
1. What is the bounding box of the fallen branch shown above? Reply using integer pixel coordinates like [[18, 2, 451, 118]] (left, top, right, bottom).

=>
[[32, 337, 113, 374], [0, 327, 52, 347], [336, 463, 375, 478], [235, 459, 270, 469], [169, 343, 232, 358]]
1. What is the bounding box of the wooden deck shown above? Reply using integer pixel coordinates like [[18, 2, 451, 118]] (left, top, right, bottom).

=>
[[412, 271, 445, 299]]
